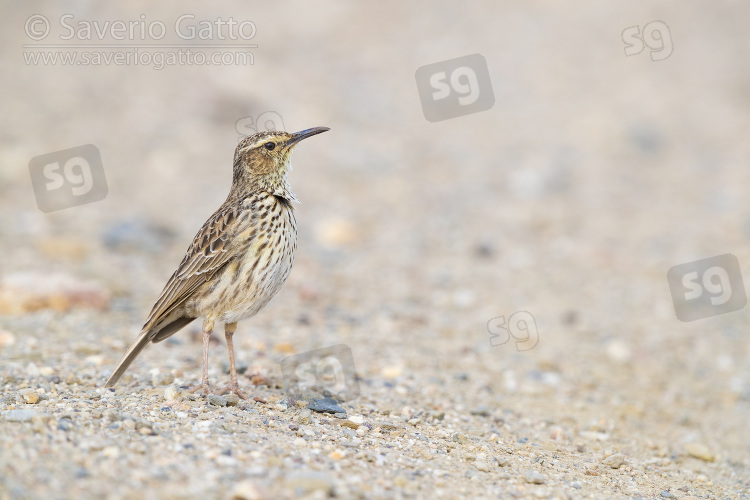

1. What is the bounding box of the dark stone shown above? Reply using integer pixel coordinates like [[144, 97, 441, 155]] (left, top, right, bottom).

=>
[[307, 397, 345, 414], [58, 418, 74, 431]]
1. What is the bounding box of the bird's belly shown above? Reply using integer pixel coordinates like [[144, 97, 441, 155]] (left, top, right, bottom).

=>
[[198, 240, 295, 324], [223, 258, 293, 323]]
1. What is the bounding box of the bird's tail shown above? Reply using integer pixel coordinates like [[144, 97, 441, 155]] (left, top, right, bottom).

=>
[[104, 316, 196, 388], [104, 327, 155, 388]]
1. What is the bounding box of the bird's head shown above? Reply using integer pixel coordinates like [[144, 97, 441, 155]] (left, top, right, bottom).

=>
[[232, 127, 329, 201]]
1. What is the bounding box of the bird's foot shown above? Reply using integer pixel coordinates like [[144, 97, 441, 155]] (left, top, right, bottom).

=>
[[216, 382, 248, 399], [188, 380, 211, 397]]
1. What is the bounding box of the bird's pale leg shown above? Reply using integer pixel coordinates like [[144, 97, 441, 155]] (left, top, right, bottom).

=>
[[217, 322, 248, 399], [189, 319, 214, 396]]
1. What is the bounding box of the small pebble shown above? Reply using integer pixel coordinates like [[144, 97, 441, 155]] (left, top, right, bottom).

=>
[[685, 442, 715, 462], [380, 423, 398, 432], [18, 388, 39, 404], [307, 397, 345, 414], [660, 491, 676, 498], [602, 453, 625, 469], [164, 386, 180, 401], [58, 418, 74, 431], [475, 461, 490, 472], [524, 471, 546, 484], [470, 406, 490, 417], [549, 428, 565, 440], [451, 433, 469, 444], [5, 409, 36, 422], [496, 456, 511, 467], [208, 395, 227, 407], [250, 374, 269, 386], [224, 393, 240, 407]]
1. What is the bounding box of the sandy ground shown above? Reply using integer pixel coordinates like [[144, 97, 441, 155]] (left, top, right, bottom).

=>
[[1, 2, 750, 499]]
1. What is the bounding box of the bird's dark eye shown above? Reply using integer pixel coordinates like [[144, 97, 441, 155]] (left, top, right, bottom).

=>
[[264, 142, 276, 151]]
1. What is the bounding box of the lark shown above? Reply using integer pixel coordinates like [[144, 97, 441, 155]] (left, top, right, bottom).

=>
[[105, 127, 330, 398]]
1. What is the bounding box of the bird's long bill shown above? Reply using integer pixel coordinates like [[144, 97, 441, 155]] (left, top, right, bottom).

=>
[[287, 127, 330, 146]]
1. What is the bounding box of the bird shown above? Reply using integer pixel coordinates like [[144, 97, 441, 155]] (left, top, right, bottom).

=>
[[104, 126, 330, 398]]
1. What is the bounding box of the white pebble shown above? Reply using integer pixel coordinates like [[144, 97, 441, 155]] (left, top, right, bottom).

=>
[[164, 386, 180, 401], [602, 453, 625, 468], [475, 461, 490, 472]]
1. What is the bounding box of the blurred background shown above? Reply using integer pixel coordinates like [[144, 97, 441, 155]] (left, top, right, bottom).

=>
[[1, 0, 749, 496]]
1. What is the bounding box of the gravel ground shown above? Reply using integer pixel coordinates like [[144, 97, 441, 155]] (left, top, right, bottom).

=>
[[2, 2, 750, 499]]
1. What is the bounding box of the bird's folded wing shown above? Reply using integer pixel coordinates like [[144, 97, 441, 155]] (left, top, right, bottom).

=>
[[142, 203, 244, 331]]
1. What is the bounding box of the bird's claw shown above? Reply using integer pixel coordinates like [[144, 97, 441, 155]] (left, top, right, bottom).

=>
[[188, 381, 211, 396], [216, 383, 248, 399]]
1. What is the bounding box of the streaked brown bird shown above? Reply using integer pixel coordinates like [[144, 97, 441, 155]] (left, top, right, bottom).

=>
[[105, 127, 330, 398]]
